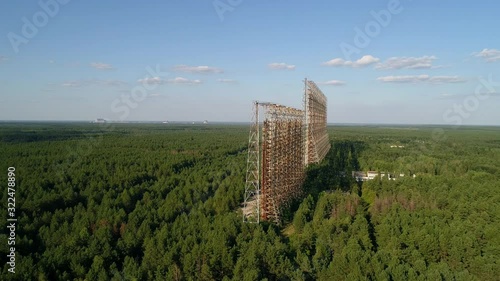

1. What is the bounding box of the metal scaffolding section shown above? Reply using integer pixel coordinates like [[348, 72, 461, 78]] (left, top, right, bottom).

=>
[[243, 79, 330, 224], [304, 79, 331, 165], [261, 104, 304, 224], [242, 101, 261, 223]]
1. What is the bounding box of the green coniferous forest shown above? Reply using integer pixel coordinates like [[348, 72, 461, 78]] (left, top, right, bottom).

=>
[[0, 123, 499, 280]]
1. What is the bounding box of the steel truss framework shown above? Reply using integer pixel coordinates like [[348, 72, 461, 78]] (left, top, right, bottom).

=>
[[243, 79, 330, 224], [304, 79, 331, 165], [261, 105, 305, 223]]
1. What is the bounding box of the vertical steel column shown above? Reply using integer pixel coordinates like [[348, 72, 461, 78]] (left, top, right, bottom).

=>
[[243, 101, 260, 223]]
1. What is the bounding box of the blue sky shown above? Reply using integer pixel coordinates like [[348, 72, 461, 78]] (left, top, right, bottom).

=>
[[1, 0, 499, 124]]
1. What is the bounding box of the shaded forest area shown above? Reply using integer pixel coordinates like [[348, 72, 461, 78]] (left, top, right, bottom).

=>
[[0, 123, 499, 280]]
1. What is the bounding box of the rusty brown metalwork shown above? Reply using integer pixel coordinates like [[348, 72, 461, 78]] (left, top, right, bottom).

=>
[[243, 79, 330, 224], [305, 79, 331, 165], [260, 105, 305, 223]]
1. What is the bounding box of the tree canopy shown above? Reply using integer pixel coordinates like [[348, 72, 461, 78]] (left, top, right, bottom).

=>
[[0, 123, 498, 280]]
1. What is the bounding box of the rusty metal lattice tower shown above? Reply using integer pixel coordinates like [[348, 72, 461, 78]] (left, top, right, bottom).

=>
[[243, 79, 330, 224], [304, 79, 330, 165], [242, 101, 261, 223], [261, 104, 305, 223]]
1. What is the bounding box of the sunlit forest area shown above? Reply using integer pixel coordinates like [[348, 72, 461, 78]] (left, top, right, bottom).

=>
[[0, 123, 499, 280]]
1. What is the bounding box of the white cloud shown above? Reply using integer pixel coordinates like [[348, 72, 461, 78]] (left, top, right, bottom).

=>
[[356, 55, 380, 66], [49, 60, 55, 64], [438, 92, 500, 99], [90, 62, 114, 70], [474, 48, 500, 62], [138, 76, 202, 85], [61, 81, 82, 87], [61, 79, 127, 88], [174, 65, 223, 74], [138, 77, 164, 85], [437, 93, 467, 99], [376, 56, 437, 69], [268, 62, 296, 70], [429, 65, 447, 69], [377, 75, 466, 84], [318, 80, 346, 86], [217, 78, 237, 83], [322, 55, 380, 67], [95, 80, 128, 87], [429, 76, 467, 83], [168, 77, 202, 84]]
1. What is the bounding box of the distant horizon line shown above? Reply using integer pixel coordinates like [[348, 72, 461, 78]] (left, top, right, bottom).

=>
[[0, 120, 499, 127]]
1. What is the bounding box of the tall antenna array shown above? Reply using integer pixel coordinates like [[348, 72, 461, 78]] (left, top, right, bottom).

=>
[[243, 79, 330, 224], [304, 79, 331, 165]]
